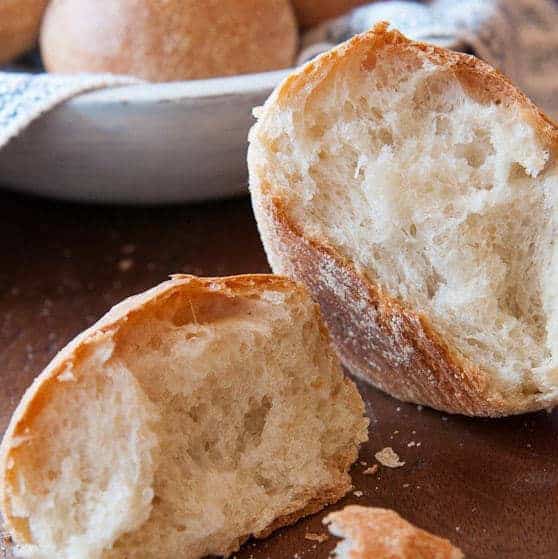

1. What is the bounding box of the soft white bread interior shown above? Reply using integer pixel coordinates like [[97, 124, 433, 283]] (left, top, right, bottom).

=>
[[248, 22, 558, 416], [324, 506, 463, 559], [0, 275, 368, 559]]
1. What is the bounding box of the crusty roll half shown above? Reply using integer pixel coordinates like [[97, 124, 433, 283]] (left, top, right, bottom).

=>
[[248, 23, 558, 416], [0, 275, 368, 559], [325, 506, 463, 559]]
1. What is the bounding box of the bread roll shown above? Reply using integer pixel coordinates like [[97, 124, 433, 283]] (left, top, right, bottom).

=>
[[0, 275, 368, 559], [325, 506, 463, 559], [40, 0, 298, 81], [0, 0, 48, 65], [248, 23, 558, 417], [292, 0, 370, 27]]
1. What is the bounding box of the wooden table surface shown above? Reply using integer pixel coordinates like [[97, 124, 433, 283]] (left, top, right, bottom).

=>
[[1, 191, 557, 559]]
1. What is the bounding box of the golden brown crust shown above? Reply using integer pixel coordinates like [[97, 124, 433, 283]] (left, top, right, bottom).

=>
[[274, 22, 558, 150], [40, 0, 298, 81], [0, 0, 48, 65], [249, 23, 558, 416], [324, 506, 463, 559], [292, 0, 371, 28], [0, 274, 365, 551]]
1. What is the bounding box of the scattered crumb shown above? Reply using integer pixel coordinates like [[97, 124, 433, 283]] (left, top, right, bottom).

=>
[[304, 532, 329, 543], [412, 430, 416, 435], [363, 465, 378, 475], [353, 490, 364, 497], [403, 483, 410, 488], [442, 416, 448, 421], [416, 442, 422, 447], [417, 405, 423, 411], [359, 461, 367, 466], [393, 430, 399, 435], [396, 406, 401, 412], [407, 441, 416, 447], [118, 258, 134, 272], [375, 447, 405, 468], [455, 526, 461, 532]]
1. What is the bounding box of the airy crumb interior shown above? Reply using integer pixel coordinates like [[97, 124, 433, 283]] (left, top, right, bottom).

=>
[[6, 285, 366, 559], [256, 49, 558, 393]]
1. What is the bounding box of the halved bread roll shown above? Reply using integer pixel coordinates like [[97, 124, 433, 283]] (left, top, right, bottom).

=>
[[248, 23, 558, 416], [324, 506, 463, 559], [0, 275, 368, 559]]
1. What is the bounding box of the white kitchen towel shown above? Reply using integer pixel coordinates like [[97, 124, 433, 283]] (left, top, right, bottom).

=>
[[0, 0, 557, 154], [0, 73, 139, 148]]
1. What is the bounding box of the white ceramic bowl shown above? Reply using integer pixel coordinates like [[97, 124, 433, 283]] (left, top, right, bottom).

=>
[[0, 69, 289, 204]]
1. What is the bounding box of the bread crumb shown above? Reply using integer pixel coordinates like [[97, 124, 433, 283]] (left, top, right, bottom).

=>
[[417, 405, 423, 411], [118, 258, 134, 272], [363, 465, 378, 475], [403, 483, 410, 488], [407, 441, 416, 447], [353, 490, 364, 497], [304, 532, 328, 543], [375, 447, 405, 468], [359, 461, 367, 466]]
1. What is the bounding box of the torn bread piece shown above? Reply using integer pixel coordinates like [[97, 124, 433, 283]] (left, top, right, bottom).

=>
[[325, 506, 463, 559], [0, 275, 368, 559], [248, 22, 558, 416]]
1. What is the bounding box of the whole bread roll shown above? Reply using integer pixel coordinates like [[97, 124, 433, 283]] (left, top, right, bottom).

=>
[[0, 275, 368, 559], [292, 0, 371, 27], [40, 0, 298, 81], [325, 506, 463, 559], [0, 0, 48, 65], [248, 23, 558, 417]]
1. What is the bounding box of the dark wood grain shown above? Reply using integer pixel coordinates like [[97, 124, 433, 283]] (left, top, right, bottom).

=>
[[1, 191, 557, 559]]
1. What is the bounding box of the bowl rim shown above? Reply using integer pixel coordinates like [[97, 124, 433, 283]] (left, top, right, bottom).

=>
[[68, 67, 292, 105]]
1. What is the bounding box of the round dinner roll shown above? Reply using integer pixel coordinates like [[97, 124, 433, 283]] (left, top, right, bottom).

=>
[[40, 0, 298, 81], [292, 0, 371, 27], [248, 23, 558, 417], [0, 0, 49, 65]]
